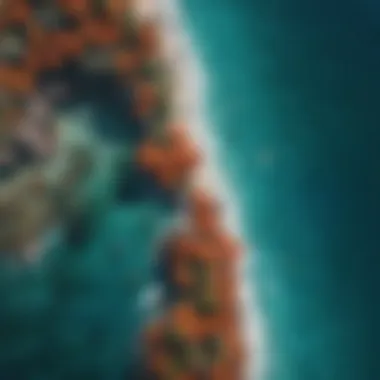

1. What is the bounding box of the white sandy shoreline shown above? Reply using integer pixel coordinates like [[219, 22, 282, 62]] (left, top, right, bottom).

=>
[[133, 0, 266, 378]]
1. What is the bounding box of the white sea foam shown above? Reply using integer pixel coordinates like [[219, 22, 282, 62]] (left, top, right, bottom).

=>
[[133, 0, 267, 378]]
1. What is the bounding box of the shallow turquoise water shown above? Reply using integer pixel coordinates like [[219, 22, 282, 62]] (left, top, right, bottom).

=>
[[0, 86, 170, 378]]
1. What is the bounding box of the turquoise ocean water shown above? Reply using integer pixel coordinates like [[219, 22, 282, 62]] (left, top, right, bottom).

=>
[[182, 1, 379, 379], [0, 1, 379, 379]]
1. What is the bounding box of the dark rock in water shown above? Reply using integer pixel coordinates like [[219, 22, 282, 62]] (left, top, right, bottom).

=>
[[53, 193, 95, 249], [39, 61, 144, 144], [27, 0, 50, 6], [163, 330, 194, 371], [58, 13, 81, 31], [139, 60, 163, 82], [38, 62, 86, 108], [194, 295, 219, 316], [115, 159, 183, 211], [64, 210, 94, 248], [31, 2, 69, 32], [153, 247, 182, 306], [200, 335, 222, 364], [115, 161, 158, 203], [79, 45, 116, 74], [87, 75, 144, 143], [0, 141, 39, 180], [159, 188, 184, 211], [12, 140, 39, 167], [91, 0, 108, 18], [0, 163, 15, 181]]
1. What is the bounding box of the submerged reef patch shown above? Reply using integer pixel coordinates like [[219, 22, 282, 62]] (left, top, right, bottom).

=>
[[0, 1, 248, 379]]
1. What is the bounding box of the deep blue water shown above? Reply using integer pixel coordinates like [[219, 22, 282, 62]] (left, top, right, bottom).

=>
[[0, 1, 379, 379]]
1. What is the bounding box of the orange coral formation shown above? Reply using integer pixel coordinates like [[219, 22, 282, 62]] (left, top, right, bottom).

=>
[[133, 81, 159, 118], [167, 302, 204, 339], [0, 1, 31, 24], [0, 0, 143, 79], [0, 67, 34, 94], [57, 0, 131, 18], [137, 128, 200, 190], [187, 189, 222, 233], [146, 208, 244, 378], [83, 19, 120, 45], [137, 21, 161, 59], [57, 0, 89, 16], [107, 0, 133, 18], [0, 1, 246, 378], [114, 49, 140, 76]]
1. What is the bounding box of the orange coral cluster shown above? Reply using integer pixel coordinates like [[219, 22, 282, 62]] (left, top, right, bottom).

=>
[[0, 1, 246, 378], [132, 14, 246, 376], [134, 37, 246, 375], [137, 127, 201, 190], [0, 0, 160, 132], [141, 187, 245, 379]]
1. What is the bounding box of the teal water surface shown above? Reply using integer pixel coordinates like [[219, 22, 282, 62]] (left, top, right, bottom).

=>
[[183, 0, 379, 379]]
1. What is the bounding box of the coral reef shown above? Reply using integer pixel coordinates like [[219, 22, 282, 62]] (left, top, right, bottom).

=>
[[0, 0, 247, 378]]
